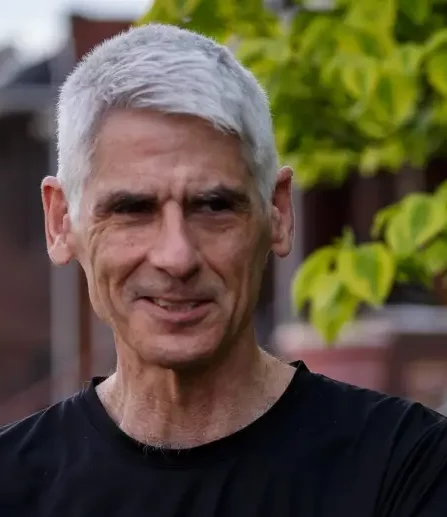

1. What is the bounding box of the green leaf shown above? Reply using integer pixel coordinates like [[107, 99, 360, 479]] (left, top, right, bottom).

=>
[[402, 193, 447, 247], [340, 227, 356, 249], [386, 194, 447, 256], [340, 57, 380, 99], [347, 70, 419, 137], [426, 51, 447, 96], [220, 0, 280, 38], [378, 140, 406, 170], [371, 203, 400, 239], [311, 272, 343, 312], [435, 180, 447, 204], [291, 246, 337, 311], [400, 129, 431, 167], [137, 0, 181, 24], [290, 149, 356, 188], [237, 37, 289, 66], [290, 160, 321, 189], [353, 110, 391, 139], [137, 0, 229, 38], [419, 237, 447, 275], [424, 28, 447, 55], [183, 1, 229, 39], [338, 243, 396, 305], [399, 0, 432, 25], [299, 17, 335, 59], [286, 152, 321, 189], [336, 24, 394, 58], [431, 99, 447, 126], [138, 0, 280, 40], [373, 72, 419, 127], [383, 44, 424, 75], [359, 140, 406, 176], [309, 273, 359, 343], [395, 255, 433, 287], [346, 0, 397, 32], [385, 211, 415, 257]]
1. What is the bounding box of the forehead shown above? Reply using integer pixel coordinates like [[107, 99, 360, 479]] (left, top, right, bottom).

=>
[[88, 109, 252, 198]]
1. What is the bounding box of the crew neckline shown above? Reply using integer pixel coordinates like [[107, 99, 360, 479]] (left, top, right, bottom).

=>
[[80, 361, 309, 468]]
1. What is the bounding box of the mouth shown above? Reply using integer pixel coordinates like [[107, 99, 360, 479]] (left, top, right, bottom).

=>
[[138, 297, 213, 324], [147, 298, 206, 311]]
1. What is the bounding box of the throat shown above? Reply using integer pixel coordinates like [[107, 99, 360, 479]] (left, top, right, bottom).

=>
[[96, 352, 296, 449]]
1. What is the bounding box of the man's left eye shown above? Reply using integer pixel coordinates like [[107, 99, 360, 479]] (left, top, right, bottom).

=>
[[201, 198, 232, 212]]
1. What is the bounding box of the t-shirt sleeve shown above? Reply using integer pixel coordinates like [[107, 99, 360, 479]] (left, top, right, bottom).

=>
[[377, 403, 447, 516]]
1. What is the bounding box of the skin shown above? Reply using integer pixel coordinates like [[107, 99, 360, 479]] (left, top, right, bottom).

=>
[[41, 109, 296, 448]]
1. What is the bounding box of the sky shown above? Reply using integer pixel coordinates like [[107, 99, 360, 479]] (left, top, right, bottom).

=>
[[0, 0, 150, 62]]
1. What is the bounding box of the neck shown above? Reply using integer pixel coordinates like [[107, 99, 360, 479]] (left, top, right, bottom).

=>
[[97, 332, 296, 449]]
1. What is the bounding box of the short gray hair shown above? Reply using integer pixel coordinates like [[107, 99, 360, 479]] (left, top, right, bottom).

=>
[[57, 23, 279, 221]]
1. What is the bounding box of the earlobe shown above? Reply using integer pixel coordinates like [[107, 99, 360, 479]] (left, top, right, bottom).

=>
[[41, 176, 75, 266]]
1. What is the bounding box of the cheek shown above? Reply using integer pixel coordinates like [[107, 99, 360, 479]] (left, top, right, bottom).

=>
[[200, 226, 265, 293], [86, 227, 148, 302], [93, 226, 148, 267]]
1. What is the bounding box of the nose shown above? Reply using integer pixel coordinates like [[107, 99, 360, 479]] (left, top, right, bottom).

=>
[[149, 203, 201, 280]]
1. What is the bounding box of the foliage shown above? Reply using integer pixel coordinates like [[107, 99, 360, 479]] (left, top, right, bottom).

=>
[[292, 180, 447, 342], [139, 0, 447, 343]]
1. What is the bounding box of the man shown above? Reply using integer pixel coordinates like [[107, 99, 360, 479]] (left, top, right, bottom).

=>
[[0, 23, 446, 517]]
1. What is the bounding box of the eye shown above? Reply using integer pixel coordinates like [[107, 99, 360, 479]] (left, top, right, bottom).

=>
[[202, 197, 233, 212], [194, 195, 234, 214]]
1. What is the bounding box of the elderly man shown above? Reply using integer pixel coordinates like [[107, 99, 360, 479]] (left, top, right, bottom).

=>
[[0, 23, 446, 517]]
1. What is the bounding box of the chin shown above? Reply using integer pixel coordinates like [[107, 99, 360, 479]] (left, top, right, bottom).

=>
[[133, 332, 227, 371]]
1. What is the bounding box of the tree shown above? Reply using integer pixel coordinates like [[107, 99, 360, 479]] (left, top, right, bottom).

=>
[[139, 0, 447, 343]]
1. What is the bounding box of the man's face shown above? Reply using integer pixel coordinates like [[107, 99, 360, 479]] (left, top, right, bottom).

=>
[[43, 109, 293, 369]]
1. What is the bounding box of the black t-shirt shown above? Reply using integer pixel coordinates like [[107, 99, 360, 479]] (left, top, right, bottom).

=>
[[1, 361, 447, 517]]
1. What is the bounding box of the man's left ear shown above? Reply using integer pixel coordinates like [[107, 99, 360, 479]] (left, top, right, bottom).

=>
[[271, 166, 294, 258]]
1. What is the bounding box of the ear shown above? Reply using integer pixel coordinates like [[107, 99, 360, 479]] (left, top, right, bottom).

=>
[[41, 176, 75, 266], [271, 166, 294, 258]]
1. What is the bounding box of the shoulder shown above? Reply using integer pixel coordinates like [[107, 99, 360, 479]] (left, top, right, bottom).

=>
[[1, 395, 74, 441], [0, 389, 87, 471], [300, 365, 447, 514], [0, 394, 83, 511], [300, 365, 447, 432], [294, 363, 447, 471]]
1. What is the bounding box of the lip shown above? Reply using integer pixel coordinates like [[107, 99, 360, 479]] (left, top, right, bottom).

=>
[[137, 297, 213, 325]]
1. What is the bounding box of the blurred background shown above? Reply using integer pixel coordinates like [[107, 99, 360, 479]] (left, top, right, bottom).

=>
[[1, 0, 447, 426]]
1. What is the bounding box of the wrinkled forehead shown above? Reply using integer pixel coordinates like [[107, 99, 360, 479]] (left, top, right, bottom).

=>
[[85, 108, 258, 203]]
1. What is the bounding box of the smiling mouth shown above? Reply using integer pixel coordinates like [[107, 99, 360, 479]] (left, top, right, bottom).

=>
[[143, 297, 209, 312]]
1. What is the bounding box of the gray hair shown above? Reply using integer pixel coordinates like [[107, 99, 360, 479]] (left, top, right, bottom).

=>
[[57, 23, 279, 221]]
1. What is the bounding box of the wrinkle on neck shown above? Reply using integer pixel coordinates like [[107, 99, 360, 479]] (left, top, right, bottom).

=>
[[96, 342, 295, 448]]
